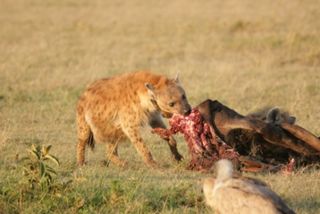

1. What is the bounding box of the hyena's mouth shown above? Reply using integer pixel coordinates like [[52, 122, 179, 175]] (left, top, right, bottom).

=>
[[160, 110, 173, 118]]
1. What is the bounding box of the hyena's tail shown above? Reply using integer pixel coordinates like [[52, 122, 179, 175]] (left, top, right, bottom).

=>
[[87, 131, 95, 150]]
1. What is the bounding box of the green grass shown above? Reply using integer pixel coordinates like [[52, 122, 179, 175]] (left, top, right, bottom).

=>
[[1, 0, 320, 213]]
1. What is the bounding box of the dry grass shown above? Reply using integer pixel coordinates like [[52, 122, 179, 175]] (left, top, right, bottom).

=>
[[0, 0, 320, 213]]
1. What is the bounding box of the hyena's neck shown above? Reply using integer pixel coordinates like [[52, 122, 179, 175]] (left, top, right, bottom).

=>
[[139, 92, 158, 113]]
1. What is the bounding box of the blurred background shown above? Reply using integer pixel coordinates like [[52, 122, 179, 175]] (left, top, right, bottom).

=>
[[1, 0, 319, 154]]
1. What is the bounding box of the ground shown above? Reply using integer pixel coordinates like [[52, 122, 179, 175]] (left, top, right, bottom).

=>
[[0, 0, 320, 213]]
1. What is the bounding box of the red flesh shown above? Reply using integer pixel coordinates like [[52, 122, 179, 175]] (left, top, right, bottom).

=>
[[152, 109, 239, 170]]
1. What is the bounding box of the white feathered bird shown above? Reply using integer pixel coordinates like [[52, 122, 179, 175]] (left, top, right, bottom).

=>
[[203, 159, 296, 214]]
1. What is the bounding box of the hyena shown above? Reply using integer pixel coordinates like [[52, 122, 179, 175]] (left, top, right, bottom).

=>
[[76, 71, 191, 168], [247, 107, 296, 125]]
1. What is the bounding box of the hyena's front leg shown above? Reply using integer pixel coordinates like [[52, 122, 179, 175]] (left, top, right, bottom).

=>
[[149, 118, 183, 162], [121, 125, 159, 168]]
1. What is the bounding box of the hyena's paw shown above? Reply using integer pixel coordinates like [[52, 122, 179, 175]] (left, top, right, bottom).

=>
[[77, 161, 87, 167], [147, 160, 162, 169], [116, 160, 128, 168], [173, 152, 184, 162], [106, 157, 128, 168]]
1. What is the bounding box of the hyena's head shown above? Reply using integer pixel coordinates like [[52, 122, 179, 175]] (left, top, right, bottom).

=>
[[247, 107, 296, 125], [266, 107, 296, 125], [145, 75, 191, 118]]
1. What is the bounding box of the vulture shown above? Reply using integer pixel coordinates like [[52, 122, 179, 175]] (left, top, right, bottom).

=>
[[203, 159, 296, 214]]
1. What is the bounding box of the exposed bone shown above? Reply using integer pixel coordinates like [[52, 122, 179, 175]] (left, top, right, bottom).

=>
[[281, 123, 320, 152]]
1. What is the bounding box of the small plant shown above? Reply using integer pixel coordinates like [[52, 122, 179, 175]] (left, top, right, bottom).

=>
[[20, 144, 60, 191]]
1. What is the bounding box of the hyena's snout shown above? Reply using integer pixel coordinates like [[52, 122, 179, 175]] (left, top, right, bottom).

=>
[[183, 104, 192, 116], [177, 101, 192, 116]]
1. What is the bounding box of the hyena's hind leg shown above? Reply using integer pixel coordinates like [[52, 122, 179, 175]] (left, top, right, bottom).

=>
[[149, 117, 183, 162], [106, 140, 127, 167], [76, 108, 93, 166]]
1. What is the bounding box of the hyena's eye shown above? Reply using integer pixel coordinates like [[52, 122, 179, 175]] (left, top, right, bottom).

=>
[[169, 102, 175, 107]]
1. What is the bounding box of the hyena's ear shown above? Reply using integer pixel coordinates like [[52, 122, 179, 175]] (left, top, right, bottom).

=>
[[266, 107, 281, 124], [174, 72, 180, 83], [145, 83, 156, 98], [287, 116, 296, 124]]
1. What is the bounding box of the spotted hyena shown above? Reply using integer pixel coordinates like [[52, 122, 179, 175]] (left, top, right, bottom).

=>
[[247, 107, 296, 125], [76, 71, 191, 168]]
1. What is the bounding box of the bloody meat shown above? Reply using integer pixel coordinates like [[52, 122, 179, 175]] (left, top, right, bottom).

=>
[[152, 109, 239, 170]]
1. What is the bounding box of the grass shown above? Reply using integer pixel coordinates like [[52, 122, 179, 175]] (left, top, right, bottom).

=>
[[0, 0, 320, 213]]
